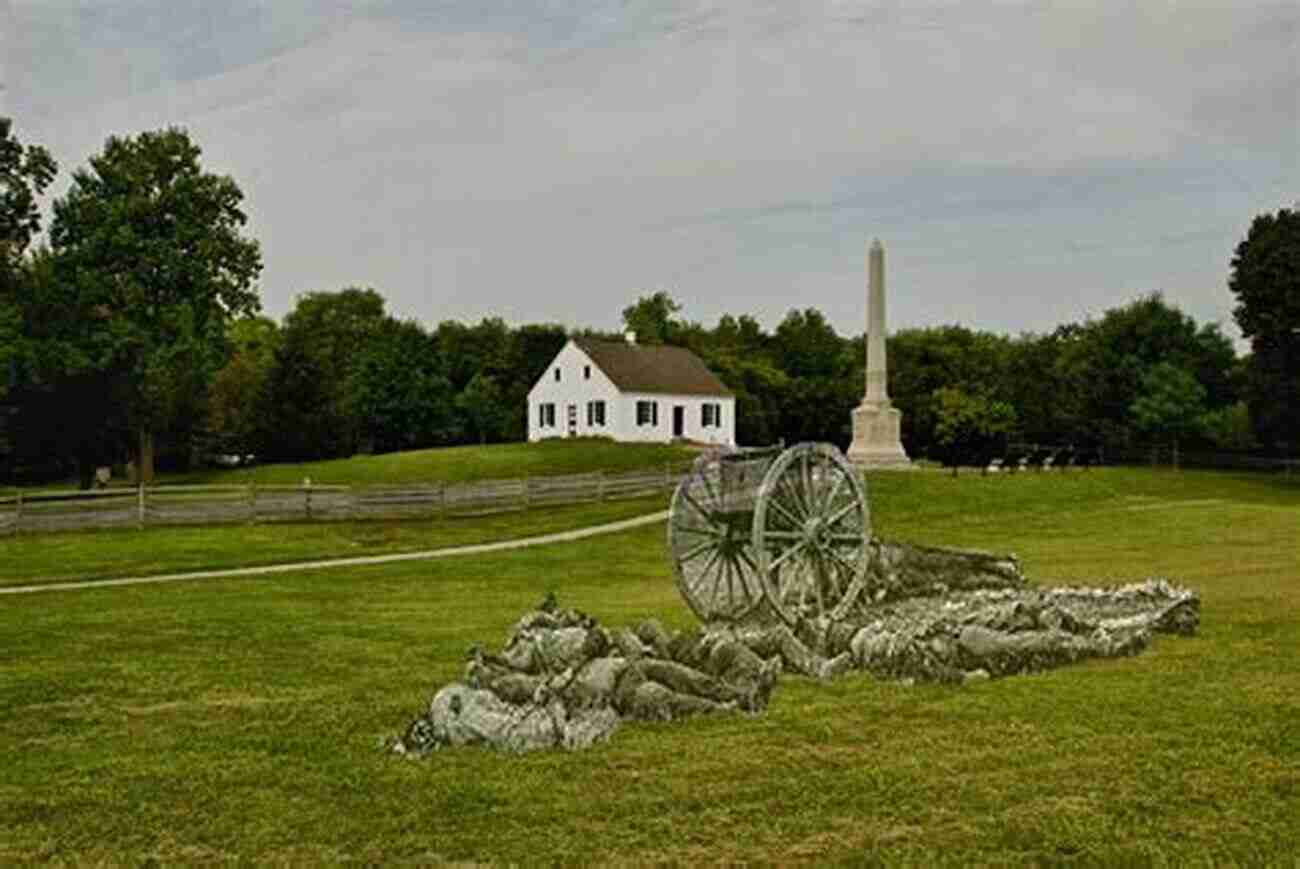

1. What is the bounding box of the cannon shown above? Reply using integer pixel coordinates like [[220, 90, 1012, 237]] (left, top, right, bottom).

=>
[[667, 442, 870, 627]]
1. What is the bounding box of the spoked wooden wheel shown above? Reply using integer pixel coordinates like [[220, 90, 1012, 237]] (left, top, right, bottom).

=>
[[668, 452, 768, 623], [753, 443, 870, 626]]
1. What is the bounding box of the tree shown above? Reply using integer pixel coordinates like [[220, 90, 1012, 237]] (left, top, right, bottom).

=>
[[1057, 293, 1235, 449], [1199, 401, 1258, 451], [433, 317, 510, 392], [932, 387, 1017, 475], [704, 351, 788, 447], [206, 316, 281, 459], [1129, 362, 1206, 462], [1, 118, 57, 406], [457, 373, 508, 445], [269, 287, 389, 459], [889, 326, 1015, 455], [2, 248, 132, 486], [1229, 207, 1300, 450], [49, 127, 263, 482], [352, 319, 458, 453], [621, 291, 683, 345], [773, 308, 845, 379], [498, 323, 567, 440], [0, 118, 57, 275], [261, 340, 336, 460]]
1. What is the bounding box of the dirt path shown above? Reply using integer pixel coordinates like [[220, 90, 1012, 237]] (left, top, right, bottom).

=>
[[0, 510, 669, 596]]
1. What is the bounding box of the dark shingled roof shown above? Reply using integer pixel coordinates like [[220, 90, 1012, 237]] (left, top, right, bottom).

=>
[[573, 338, 733, 397]]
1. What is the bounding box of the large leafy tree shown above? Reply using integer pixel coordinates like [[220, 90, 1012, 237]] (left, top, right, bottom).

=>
[[0, 119, 58, 478], [621, 291, 684, 345], [1229, 207, 1300, 450], [773, 308, 846, 379], [1, 118, 57, 402], [352, 318, 458, 453], [1129, 362, 1207, 459], [49, 127, 262, 481], [932, 386, 1017, 475], [457, 373, 508, 445], [433, 317, 511, 392], [888, 325, 1015, 455], [267, 287, 388, 459], [206, 316, 281, 459], [1058, 293, 1235, 448], [0, 118, 57, 278]]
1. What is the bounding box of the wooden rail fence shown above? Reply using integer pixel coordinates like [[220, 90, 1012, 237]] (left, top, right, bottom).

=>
[[0, 463, 692, 536]]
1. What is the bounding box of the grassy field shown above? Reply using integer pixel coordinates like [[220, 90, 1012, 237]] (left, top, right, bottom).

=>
[[1, 467, 1297, 862], [0, 494, 668, 588]]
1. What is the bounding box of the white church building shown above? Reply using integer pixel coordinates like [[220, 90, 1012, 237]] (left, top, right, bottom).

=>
[[527, 335, 736, 446]]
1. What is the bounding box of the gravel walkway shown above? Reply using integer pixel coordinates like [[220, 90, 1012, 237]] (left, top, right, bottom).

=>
[[0, 510, 669, 596]]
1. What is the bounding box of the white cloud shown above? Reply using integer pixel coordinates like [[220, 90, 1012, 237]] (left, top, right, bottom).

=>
[[6, 0, 1297, 339]]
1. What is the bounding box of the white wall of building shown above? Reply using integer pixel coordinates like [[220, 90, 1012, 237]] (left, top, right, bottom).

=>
[[527, 342, 620, 441], [526, 340, 735, 446], [611, 392, 735, 446]]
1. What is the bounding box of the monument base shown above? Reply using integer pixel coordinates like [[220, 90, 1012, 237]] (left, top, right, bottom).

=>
[[848, 403, 913, 470]]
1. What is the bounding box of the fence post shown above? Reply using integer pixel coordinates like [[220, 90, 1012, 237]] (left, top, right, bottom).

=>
[[137, 483, 146, 529], [304, 478, 313, 520]]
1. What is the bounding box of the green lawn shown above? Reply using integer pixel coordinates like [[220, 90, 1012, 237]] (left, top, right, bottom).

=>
[[168, 438, 696, 486], [0, 494, 668, 588], [1, 467, 1297, 862]]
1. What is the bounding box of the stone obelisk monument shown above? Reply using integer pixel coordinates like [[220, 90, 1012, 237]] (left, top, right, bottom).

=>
[[847, 239, 912, 469]]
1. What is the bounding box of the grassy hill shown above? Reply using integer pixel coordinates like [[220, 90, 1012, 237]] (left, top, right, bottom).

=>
[[0, 439, 697, 492], [167, 438, 696, 486]]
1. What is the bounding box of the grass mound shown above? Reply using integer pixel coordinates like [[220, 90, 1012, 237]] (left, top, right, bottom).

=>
[[167, 438, 697, 486]]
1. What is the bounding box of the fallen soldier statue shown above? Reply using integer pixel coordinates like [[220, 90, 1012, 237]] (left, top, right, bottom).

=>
[[395, 593, 783, 754], [395, 555, 1198, 755]]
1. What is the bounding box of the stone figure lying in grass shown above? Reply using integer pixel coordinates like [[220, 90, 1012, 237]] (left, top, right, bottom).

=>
[[395, 594, 783, 754], [395, 564, 1199, 754]]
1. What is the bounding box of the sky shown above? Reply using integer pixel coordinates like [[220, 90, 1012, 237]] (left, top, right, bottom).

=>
[[3, 0, 1297, 343]]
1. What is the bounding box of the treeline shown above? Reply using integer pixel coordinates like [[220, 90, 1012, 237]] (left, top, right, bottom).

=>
[[63, 285, 1257, 478], [207, 288, 573, 462], [621, 291, 1252, 459], [3, 119, 1296, 486]]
